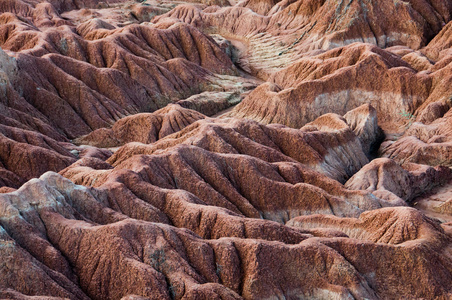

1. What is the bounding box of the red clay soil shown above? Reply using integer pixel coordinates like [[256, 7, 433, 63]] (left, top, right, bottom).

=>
[[2, 0, 452, 299]]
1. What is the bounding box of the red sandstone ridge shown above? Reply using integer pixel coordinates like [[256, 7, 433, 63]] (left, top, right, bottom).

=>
[[228, 42, 433, 130], [0, 0, 254, 188], [151, 0, 452, 134], [345, 158, 452, 204], [2, 0, 452, 298], [0, 1, 246, 139], [101, 107, 378, 183], [2, 152, 452, 298], [75, 104, 207, 148], [153, 0, 452, 78]]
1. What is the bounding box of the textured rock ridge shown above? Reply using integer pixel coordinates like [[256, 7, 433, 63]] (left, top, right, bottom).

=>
[[1, 0, 452, 298]]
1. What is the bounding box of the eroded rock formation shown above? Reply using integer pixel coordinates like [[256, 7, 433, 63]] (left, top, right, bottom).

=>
[[1, 0, 452, 298]]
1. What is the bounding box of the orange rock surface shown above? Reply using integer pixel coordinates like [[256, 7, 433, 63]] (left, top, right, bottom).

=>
[[1, 0, 452, 298]]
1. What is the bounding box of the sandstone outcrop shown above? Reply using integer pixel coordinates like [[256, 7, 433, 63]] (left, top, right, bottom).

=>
[[0, 0, 246, 140], [287, 207, 452, 298], [1, 0, 452, 298], [0, 0, 253, 189], [229, 43, 432, 129], [101, 114, 372, 183], [345, 157, 452, 204], [75, 104, 206, 148], [380, 103, 452, 166], [0, 168, 451, 299]]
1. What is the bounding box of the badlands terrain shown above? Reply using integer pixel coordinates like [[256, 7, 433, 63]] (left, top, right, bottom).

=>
[[1, 0, 452, 299]]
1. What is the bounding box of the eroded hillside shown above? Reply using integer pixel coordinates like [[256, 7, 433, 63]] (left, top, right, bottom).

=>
[[2, 0, 452, 299]]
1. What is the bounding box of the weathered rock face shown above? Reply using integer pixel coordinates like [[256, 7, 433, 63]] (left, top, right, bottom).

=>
[[229, 42, 432, 129], [287, 207, 452, 299], [101, 114, 372, 183], [156, 0, 452, 51], [0, 0, 257, 189], [75, 104, 207, 148], [380, 103, 452, 167], [2, 0, 452, 298], [345, 157, 452, 204], [152, 0, 452, 136], [154, 0, 452, 82], [0, 0, 249, 142], [343, 104, 383, 157], [9, 21, 237, 139], [0, 125, 76, 188], [424, 20, 452, 61], [0, 165, 451, 299]]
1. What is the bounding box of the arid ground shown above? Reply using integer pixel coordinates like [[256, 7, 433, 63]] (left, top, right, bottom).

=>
[[1, 0, 452, 299]]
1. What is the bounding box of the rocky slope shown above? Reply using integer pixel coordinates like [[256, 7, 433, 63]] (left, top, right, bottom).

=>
[[1, 0, 452, 299]]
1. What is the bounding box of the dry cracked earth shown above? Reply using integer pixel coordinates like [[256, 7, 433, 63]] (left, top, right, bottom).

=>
[[2, 0, 452, 299]]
